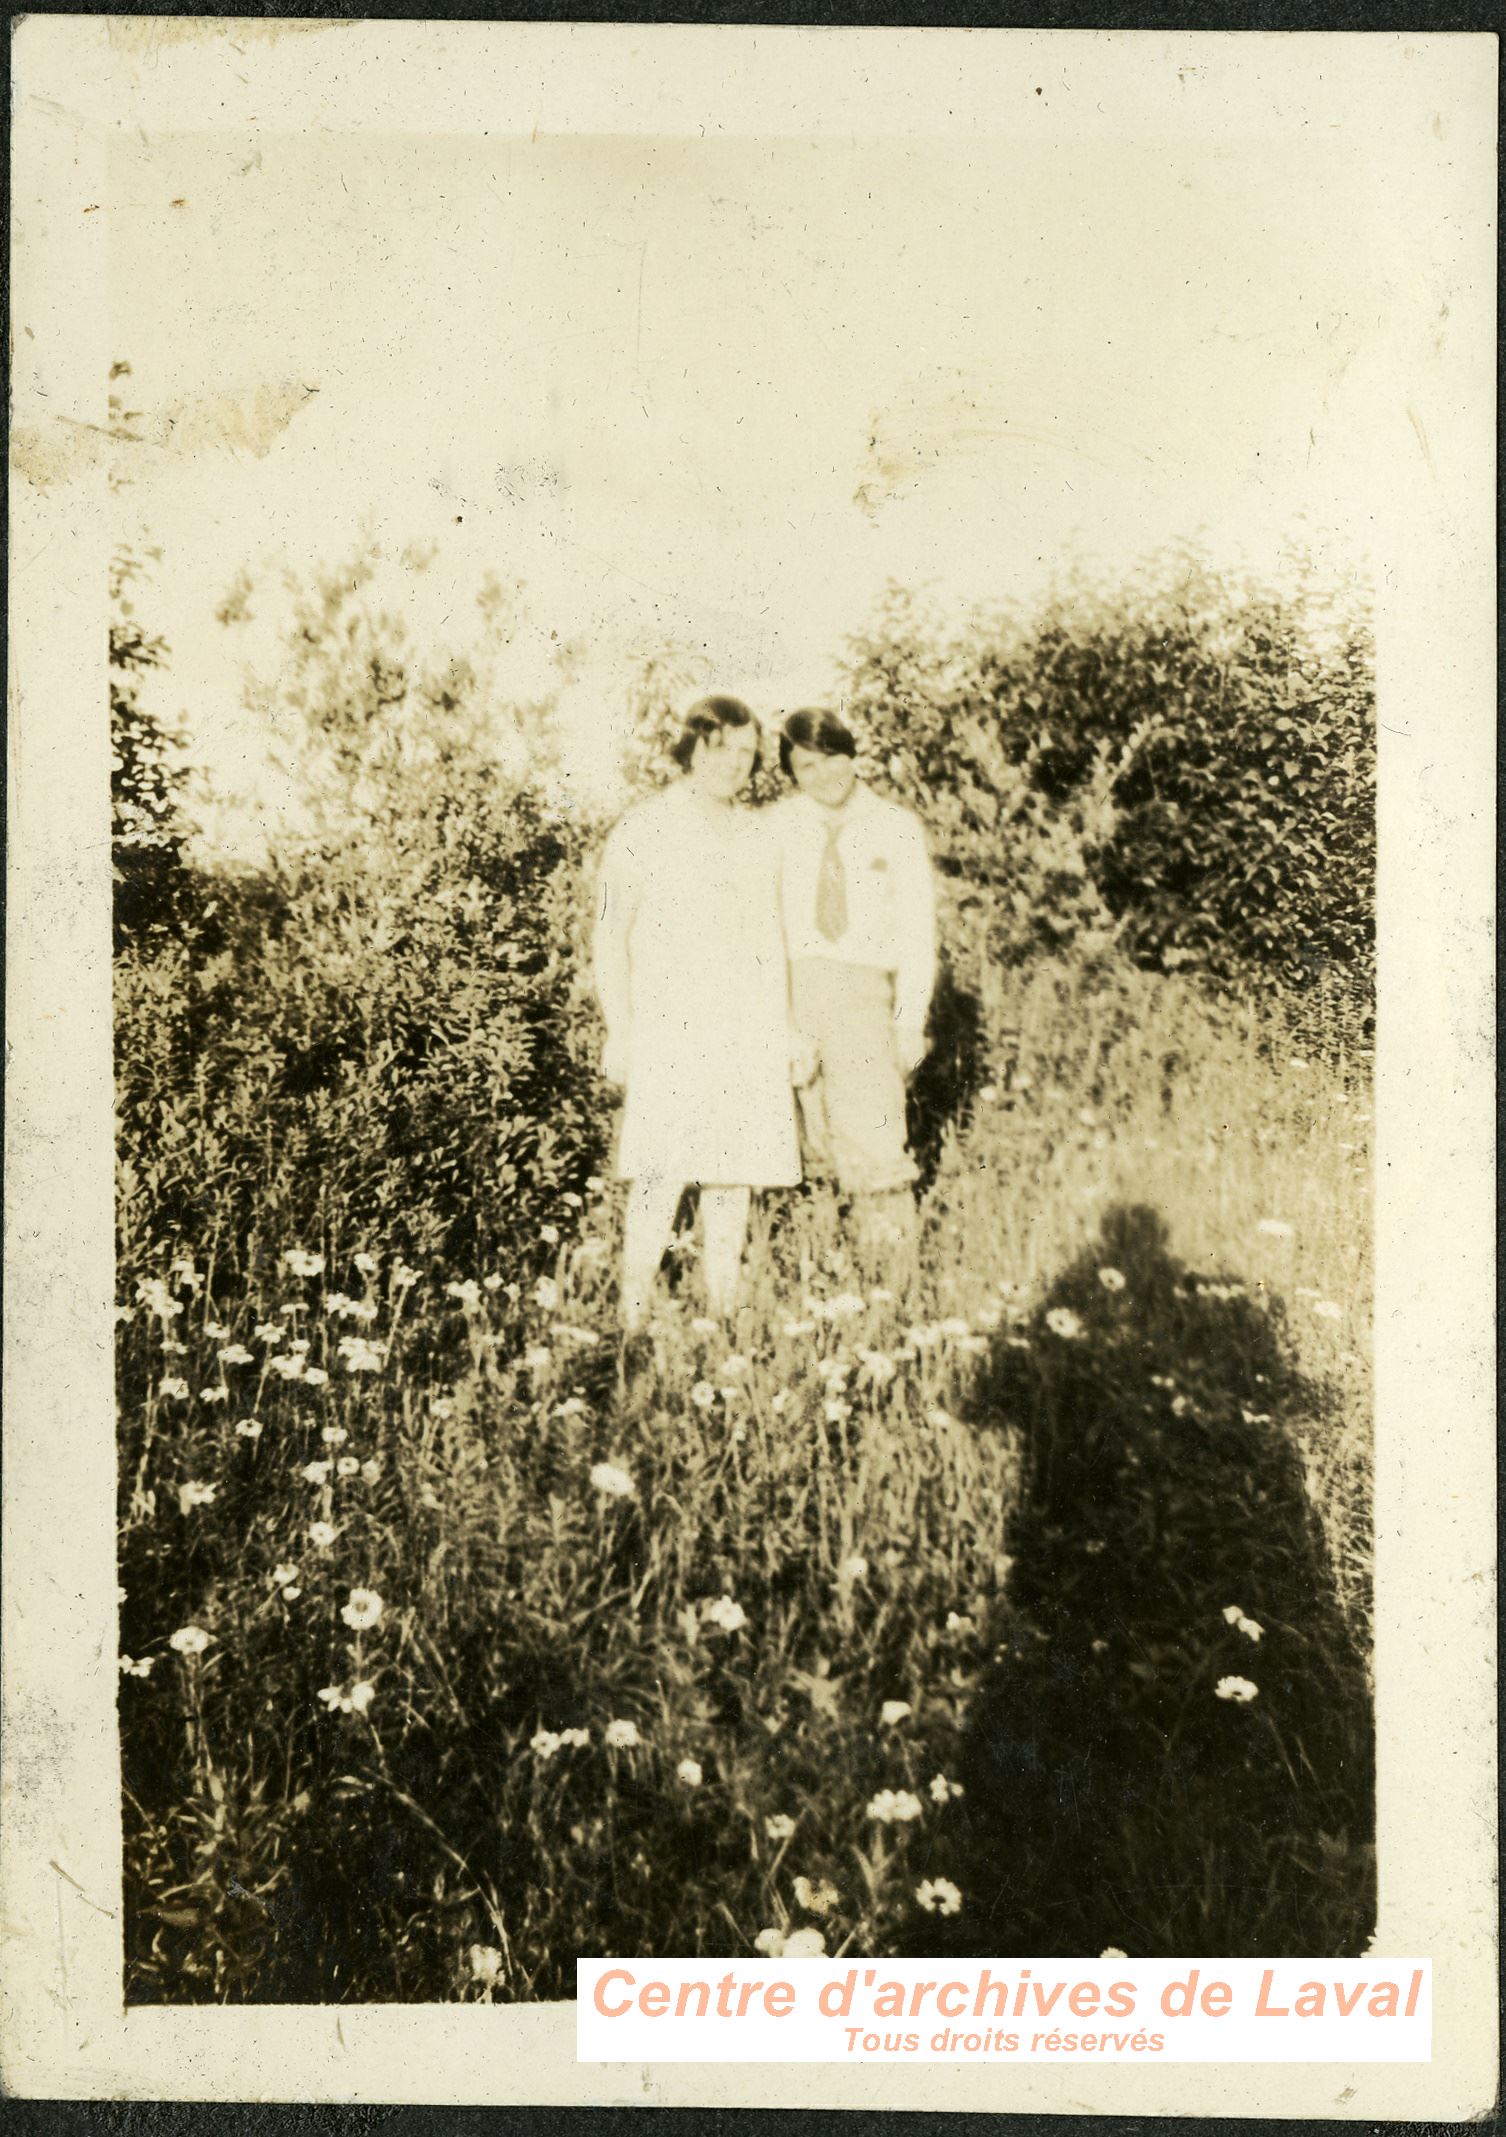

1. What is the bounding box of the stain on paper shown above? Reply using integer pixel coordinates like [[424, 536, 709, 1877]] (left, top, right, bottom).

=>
[[12, 382, 321, 491]]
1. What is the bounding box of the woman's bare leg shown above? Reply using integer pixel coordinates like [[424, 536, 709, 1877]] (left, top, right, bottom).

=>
[[701, 1186, 752, 1320], [621, 1174, 685, 1333]]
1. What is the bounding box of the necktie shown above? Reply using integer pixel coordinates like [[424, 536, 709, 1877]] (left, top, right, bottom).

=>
[[815, 820, 847, 942]]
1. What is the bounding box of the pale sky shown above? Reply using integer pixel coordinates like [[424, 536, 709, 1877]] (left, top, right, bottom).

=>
[[109, 124, 1393, 842]]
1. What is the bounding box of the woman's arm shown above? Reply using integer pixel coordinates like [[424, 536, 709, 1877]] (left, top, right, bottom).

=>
[[592, 818, 638, 1082]]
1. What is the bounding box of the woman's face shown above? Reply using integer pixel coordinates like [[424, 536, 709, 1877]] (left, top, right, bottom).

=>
[[789, 743, 858, 810], [690, 723, 758, 800]]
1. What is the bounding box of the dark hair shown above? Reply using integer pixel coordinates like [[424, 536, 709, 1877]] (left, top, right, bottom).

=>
[[779, 707, 857, 781], [670, 694, 756, 773]]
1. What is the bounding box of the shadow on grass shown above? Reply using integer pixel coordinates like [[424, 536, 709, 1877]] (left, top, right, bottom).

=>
[[912, 1202, 1373, 1960]]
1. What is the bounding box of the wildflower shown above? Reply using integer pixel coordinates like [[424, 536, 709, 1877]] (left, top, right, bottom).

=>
[[307, 1521, 338, 1549], [340, 1588, 384, 1631], [562, 1192, 583, 1210], [928, 1773, 965, 1804], [925, 1407, 954, 1430], [939, 1316, 971, 1339], [269, 1356, 305, 1381], [719, 1353, 749, 1380], [838, 1554, 869, 1584], [445, 1279, 482, 1311], [534, 1277, 559, 1312], [1100, 1947, 1128, 1959], [782, 1319, 816, 1338], [317, 1685, 363, 1715], [301, 1461, 334, 1486], [555, 1397, 590, 1419], [823, 1398, 851, 1424], [217, 1342, 255, 1367], [169, 1625, 211, 1656], [430, 1396, 455, 1420], [866, 1789, 924, 1825], [1311, 1299, 1343, 1320], [540, 1225, 560, 1245], [1045, 1307, 1084, 1340], [360, 1459, 381, 1485], [302, 1366, 330, 1388], [353, 1252, 378, 1275], [690, 1382, 717, 1412], [321, 1425, 349, 1447], [199, 1386, 229, 1404], [703, 1594, 748, 1634], [907, 1323, 940, 1350], [855, 1347, 896, 1385], [481, 1273, 504, 1292], [1214, 1675, 1260, 1704], [916, 1878, 963, 1917], [1097, 1267, 1126, 1293], [392, 1261, 419, 1289], [324, 1294, 353, 1319], [676, 1758, 704, 1788], [782, 1928, 826, 1958], [765, 1813, 796, 1842], [271, 1563, 300, 1587], [589, 1461, 635, 1500], [944, 1611, 976, 1638], [880, 1700, 912, 1727], [603, 1718, 641, 1749], [586, 1175, 605, 1193], [252, 1320, 283, 1342], [559, 1726, 590, 1749], [339, 1336, 386, 1371], [235, 1418, 264, 1441], [177, 1481, 217, 1514], [281, 1585, 302, 1602], [770, 1390, 789, 1414], [816, 1356, 850, 1386], [829, 1292, 866, 1320], [1236, 1615, 1265, 1643], [753, 1927, 785, 1956], [690, 1316, 718, 1336], [336, 1457, 359, 1480], [793, 1875, 840, 1916], [522, 1347, 552, 1373], [347, 1680, 376, 1715], [979, 1083, 999, 1103], [283, 1249, 325, 1278], [469, 1945, 502, 1985], [531, 1729, 562, 1759], [170, 1259, 204, 1292], [158, 1377, 190, 1400], [119, 1654, 155, 1678]]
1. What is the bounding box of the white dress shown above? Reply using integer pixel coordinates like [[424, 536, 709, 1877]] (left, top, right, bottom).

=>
[[593, 785, 800, 1187]]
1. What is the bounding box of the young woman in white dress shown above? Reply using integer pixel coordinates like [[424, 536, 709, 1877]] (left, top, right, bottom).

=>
[[592, 697, 803, 1333]]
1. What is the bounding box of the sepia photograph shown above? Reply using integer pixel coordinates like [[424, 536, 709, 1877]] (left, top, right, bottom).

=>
[[4, 16, 1495, 2112]]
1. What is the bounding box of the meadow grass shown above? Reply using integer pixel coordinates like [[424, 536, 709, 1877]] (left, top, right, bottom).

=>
[[116, 957, 1372, 2001]]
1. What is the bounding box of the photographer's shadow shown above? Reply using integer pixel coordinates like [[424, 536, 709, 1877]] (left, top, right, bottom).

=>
[[917, 1203, 1374, 1960]]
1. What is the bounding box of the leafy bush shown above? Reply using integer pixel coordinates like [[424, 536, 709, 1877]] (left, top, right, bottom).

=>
[[115, 555, 608, 1287], [839, 549, 1374, 1032]]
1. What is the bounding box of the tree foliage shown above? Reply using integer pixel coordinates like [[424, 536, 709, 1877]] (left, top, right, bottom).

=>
[[839, 549, 1374, 1029]]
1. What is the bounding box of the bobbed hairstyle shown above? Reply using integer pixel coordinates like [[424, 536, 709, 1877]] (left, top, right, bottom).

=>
[[778, 707, 857, 781], [670, 694, 757, 773]]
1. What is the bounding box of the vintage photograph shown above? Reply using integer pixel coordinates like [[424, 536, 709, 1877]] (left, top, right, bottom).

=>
[[105, 106, 1388, 2006]]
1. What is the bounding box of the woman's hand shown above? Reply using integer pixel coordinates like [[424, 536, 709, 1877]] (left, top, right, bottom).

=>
[[894, 1023, 929, 1077], [602, 1031, 630, 1088], [789, 1026, 820, 1089]]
